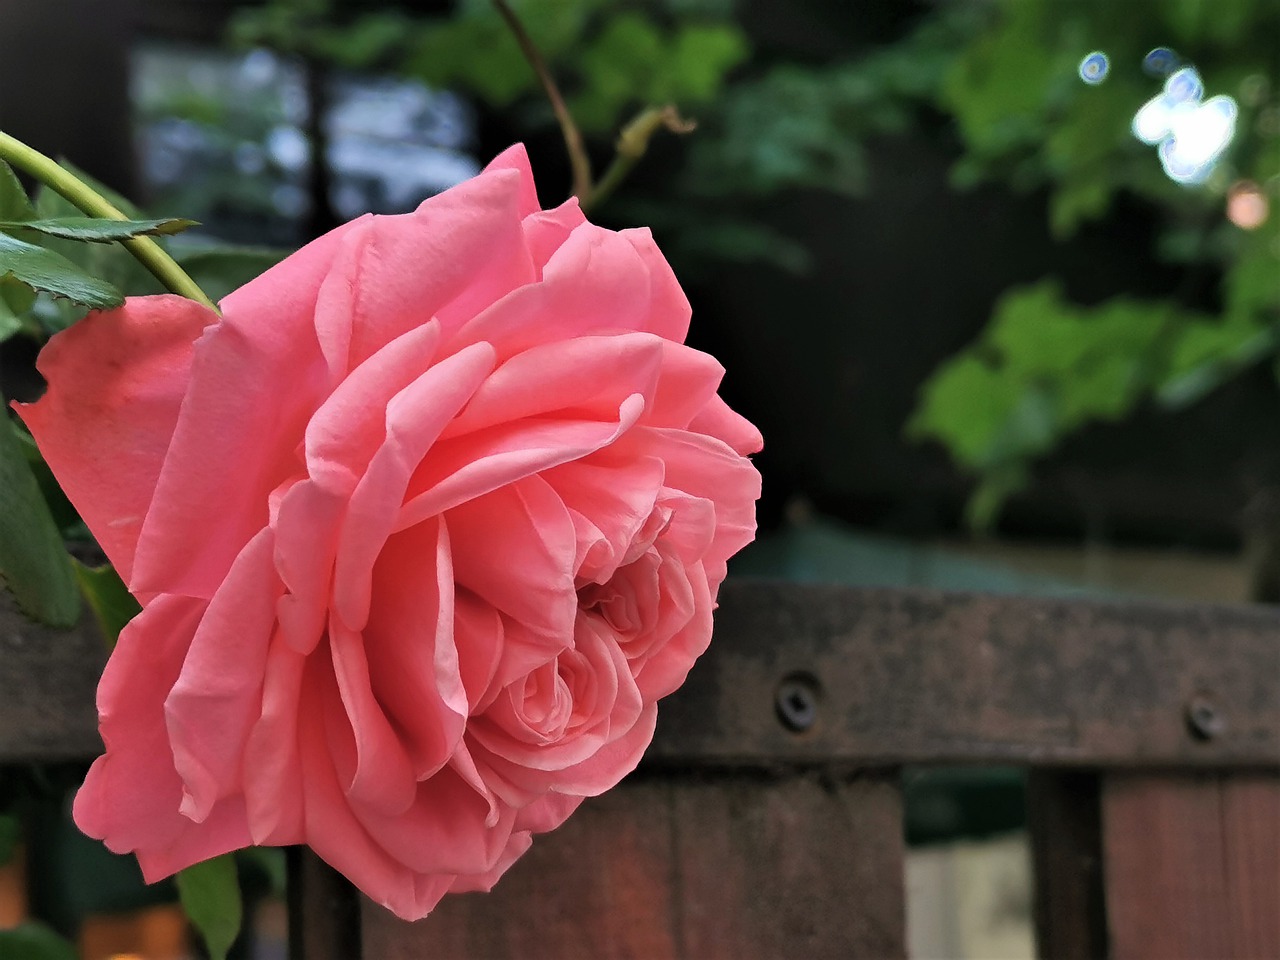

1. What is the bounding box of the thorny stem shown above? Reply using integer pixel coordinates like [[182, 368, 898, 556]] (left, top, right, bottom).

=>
[[491, 0, 593, 202], [0, 130, 217, 311]]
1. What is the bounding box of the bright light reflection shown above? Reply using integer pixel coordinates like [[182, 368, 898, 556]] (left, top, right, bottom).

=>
[[1131, 65, 1238, 185]]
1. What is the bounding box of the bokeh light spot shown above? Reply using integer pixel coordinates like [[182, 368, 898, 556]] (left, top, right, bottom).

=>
[[1143, 47, 1180, 78], [1227, 181, 1269, 230], [1078, 51, 1110, 85]]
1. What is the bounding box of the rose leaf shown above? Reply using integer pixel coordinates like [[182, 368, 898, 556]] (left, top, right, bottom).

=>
[[0, 231, 124, 309], [0, 216, 199, 243], [0, 922, 77, 960], [0, 392, 80, 627], [72, 559, 141, 651], [0, 160, 35, 222], [177, 854, 243, 960]]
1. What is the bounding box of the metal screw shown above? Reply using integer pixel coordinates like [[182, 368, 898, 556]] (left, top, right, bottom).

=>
[[1186, 696, 1227, 741], [775, 673, 820, 733]]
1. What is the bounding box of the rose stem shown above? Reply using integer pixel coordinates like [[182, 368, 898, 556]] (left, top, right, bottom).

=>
[[0, 129, 218, 312], [491, 0, 594, 202]]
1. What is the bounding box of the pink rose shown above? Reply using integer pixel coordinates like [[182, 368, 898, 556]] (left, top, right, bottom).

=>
[[18, 145, 762, 919]]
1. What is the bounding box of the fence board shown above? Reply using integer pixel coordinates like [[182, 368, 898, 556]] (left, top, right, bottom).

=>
[[286, 846, 362, 960], [0, 591, 103, 761], [651, 582, 1280, 768], [1027, 771, 1108, 959], [1101, 773, 1280, 959], [358, 771, 905, 960]]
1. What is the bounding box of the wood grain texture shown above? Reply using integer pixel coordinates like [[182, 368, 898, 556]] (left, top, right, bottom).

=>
[[359, 771, 906, 960], [0, 590, 103, 761], [1102, 773, 1280, 959], [1027, 771, 1108, 960], [650, 581, 1280, 767]]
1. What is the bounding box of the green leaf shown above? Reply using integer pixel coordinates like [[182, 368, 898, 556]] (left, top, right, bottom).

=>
[[72, 560, 141, 651], [0, 232, 123, 310], [964, 464, 1029, 533], [0, 923, 77, 960], [0, 277, 36, 343], [0, 161, 35, 222], [0, 217, 198, 243], [177, 854, 243, 960], [0, 396, 80, 627], [906, 352, 1027, 470], [33, 175, 162, 305]]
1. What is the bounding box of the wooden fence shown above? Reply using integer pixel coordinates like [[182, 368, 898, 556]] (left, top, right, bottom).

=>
[[4, 580, 1279, 958]]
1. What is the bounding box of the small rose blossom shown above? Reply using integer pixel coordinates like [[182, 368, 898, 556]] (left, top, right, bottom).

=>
[[18, 145, 761, 919]]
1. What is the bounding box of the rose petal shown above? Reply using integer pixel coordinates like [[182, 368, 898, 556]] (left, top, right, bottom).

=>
[[451, 224, 653, 360], [130, 218, 373, 598], [328, 617, 420, 818], [364, 516, 467, 779], [15, 296, 215, 583], [356, 766, 519, 877], [305, 321, 443, 494], [332, 340, 497, 630], [317, 170, 536, 373], [622, 227, 692, 343], [73, 595, 206, 854], [165, 528, 282, 823], [542, 454, 666, 585], [439, 333, 665, 440], [398, 393, 646, 527], [298, 655, 453, 920], [446, 476, 577, 643], [482, 143, 542, 218], [242, 635, 308, 845], [688, 392, 764, 456], [521, 200, 586, 274]]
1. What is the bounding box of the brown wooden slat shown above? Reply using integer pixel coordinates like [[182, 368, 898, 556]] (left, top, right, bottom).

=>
[[359, 771, 906, 960], [287, 846, 362, 960], [1027, 771, 1108, 960], [1101, 773, 1280, 959], [650, 582, 1280, 768], [0, 591, 103, 761], [5, 581, 1280, 766]]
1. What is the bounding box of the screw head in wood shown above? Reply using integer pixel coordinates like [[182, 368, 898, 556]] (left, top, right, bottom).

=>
[[775, 673, 820, 733], [1185, 696, 1227, 741]]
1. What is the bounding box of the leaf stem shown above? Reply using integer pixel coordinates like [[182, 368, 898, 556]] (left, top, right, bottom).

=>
[[584, 106, 696, 215], [491, 0, 593, 202], [0, 130, 217, 311]]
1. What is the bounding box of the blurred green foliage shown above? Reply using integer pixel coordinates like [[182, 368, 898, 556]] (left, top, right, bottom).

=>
[[234, 0, 1279, 525], [907, 0, 1280, 527], [233, 0, 749, 133], [230, 0, 981, 275]]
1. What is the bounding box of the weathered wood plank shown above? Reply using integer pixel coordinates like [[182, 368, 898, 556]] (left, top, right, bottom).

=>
[[1027, 771, 1108, 959], [650, 582, 1280, 767], [5, 581, 1278, 766], [0, 591, 103, 761], [1101, 773, 1280, 959], [358, 771, 906, 960], [287, 846, 362, 960]]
